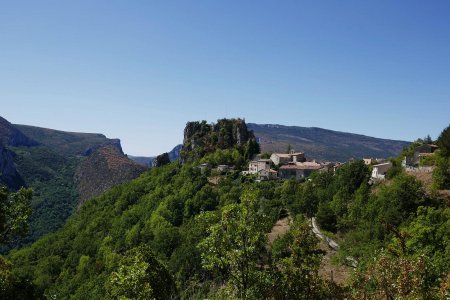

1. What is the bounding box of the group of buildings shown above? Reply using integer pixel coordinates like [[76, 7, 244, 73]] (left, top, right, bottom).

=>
[[199, 143, 440, 183], [370, 143, 439, 180], [242, 149, 336, 181]]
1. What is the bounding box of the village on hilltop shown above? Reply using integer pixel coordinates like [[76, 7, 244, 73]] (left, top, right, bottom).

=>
[[199, 142, 441, 183]]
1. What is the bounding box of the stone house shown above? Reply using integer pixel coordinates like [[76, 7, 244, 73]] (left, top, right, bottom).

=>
[[217, 165, 231, 173], [198, 163, 211, 174], [363, 158, 376, 165], [257, 169, 278, 181], [243, 159, 277, 180], [403, 144, 438, 167], [270, 149, 306, 166], [279, 161, 322, 180]]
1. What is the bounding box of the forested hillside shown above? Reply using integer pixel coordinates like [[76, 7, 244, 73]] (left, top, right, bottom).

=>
[[0, 117, 146, 250], [1, 120, 448, 299]]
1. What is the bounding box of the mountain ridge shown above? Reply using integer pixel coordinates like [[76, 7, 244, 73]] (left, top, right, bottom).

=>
[[0, 116, 147, 250], [248, 123, 410, 161]]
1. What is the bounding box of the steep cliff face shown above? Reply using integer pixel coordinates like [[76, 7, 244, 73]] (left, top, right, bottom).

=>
[[0, 145, 25, 190], [180, 118, 258, 162], [74, 144, 146, 205], [0, 116, 38, 147]]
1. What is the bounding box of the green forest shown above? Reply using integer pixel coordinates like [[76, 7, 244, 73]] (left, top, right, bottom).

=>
[[0, 121, 449, 299]]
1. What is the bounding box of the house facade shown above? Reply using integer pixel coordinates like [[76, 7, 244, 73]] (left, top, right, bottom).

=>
[[279, 161, 322, 180], [403, 144, 438, 167], [243, 159, 277, 180], [371, 162, 392, 179], [270, 149, 306, 166]]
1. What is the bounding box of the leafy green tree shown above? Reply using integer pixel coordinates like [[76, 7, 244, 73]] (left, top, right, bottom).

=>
[[351, 227, 444, 299], [286, 144, 292, 154], [260, 152, 272, 159], [271, 218, 328, 299], [333, 160, 370, 195], [296, 182, 318, 217], [198, 189, 269, 299], [0, 187, 34, 298], [0, 256, 12, 297], [107, 246, 176, 300], [432, 154, 450, 190], [0, 187, 32, 244], [316, 202, 337, 233], [436, 124, 450, 157]]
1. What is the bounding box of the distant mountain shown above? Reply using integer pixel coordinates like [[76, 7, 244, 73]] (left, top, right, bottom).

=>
[[248, 123, 410, 162], [14, 124, 120, 156], [0, 116, 38, 147], [129, 144, 183, 167], [0, 117, 146, 250]]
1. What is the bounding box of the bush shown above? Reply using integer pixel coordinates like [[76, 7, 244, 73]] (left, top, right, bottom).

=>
[[316, 202, 337, 233], [432, 155, 450, 190]]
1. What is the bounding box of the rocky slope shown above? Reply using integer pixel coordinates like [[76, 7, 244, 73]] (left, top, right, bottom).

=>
[[75, 144, 146, 205], [248, 123, 410, 161]]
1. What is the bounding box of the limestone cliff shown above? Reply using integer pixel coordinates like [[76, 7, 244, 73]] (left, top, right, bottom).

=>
[[180, 118, 258, 162]]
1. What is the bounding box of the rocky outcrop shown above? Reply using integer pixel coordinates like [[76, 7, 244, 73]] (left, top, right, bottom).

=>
[[75, 144, 146, 205], [0, 144, 25, 190], [0, 116, 38, 147], [180, 118, 257, 162], [152, 152, 170, 168]]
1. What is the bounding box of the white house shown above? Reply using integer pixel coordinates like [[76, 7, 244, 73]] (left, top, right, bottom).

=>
[[371, 162, 392, 179], [243, 159, 277, 180]]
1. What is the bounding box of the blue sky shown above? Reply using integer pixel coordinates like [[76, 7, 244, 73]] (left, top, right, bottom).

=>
[[1, 1, 449, 156]]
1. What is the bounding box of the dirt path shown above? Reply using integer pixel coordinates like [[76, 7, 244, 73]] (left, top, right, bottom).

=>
[[317, 240, 350, 285], [267, 217, 291, 245], [267, 215, 351, 285], [311, 217, 352, 285]]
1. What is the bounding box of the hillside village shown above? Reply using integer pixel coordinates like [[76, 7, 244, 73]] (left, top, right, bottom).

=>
[[199, 142, 443, 184], [2, 117, 449, 299]]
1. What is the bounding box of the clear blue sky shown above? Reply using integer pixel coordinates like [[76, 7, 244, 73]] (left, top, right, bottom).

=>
[[1, 1, 449, 156]]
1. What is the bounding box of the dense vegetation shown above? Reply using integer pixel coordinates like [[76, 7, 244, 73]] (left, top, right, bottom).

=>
[[6, 146, 81, 248], [0, 121, 448, 299], [0, 119, 146, 251]]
